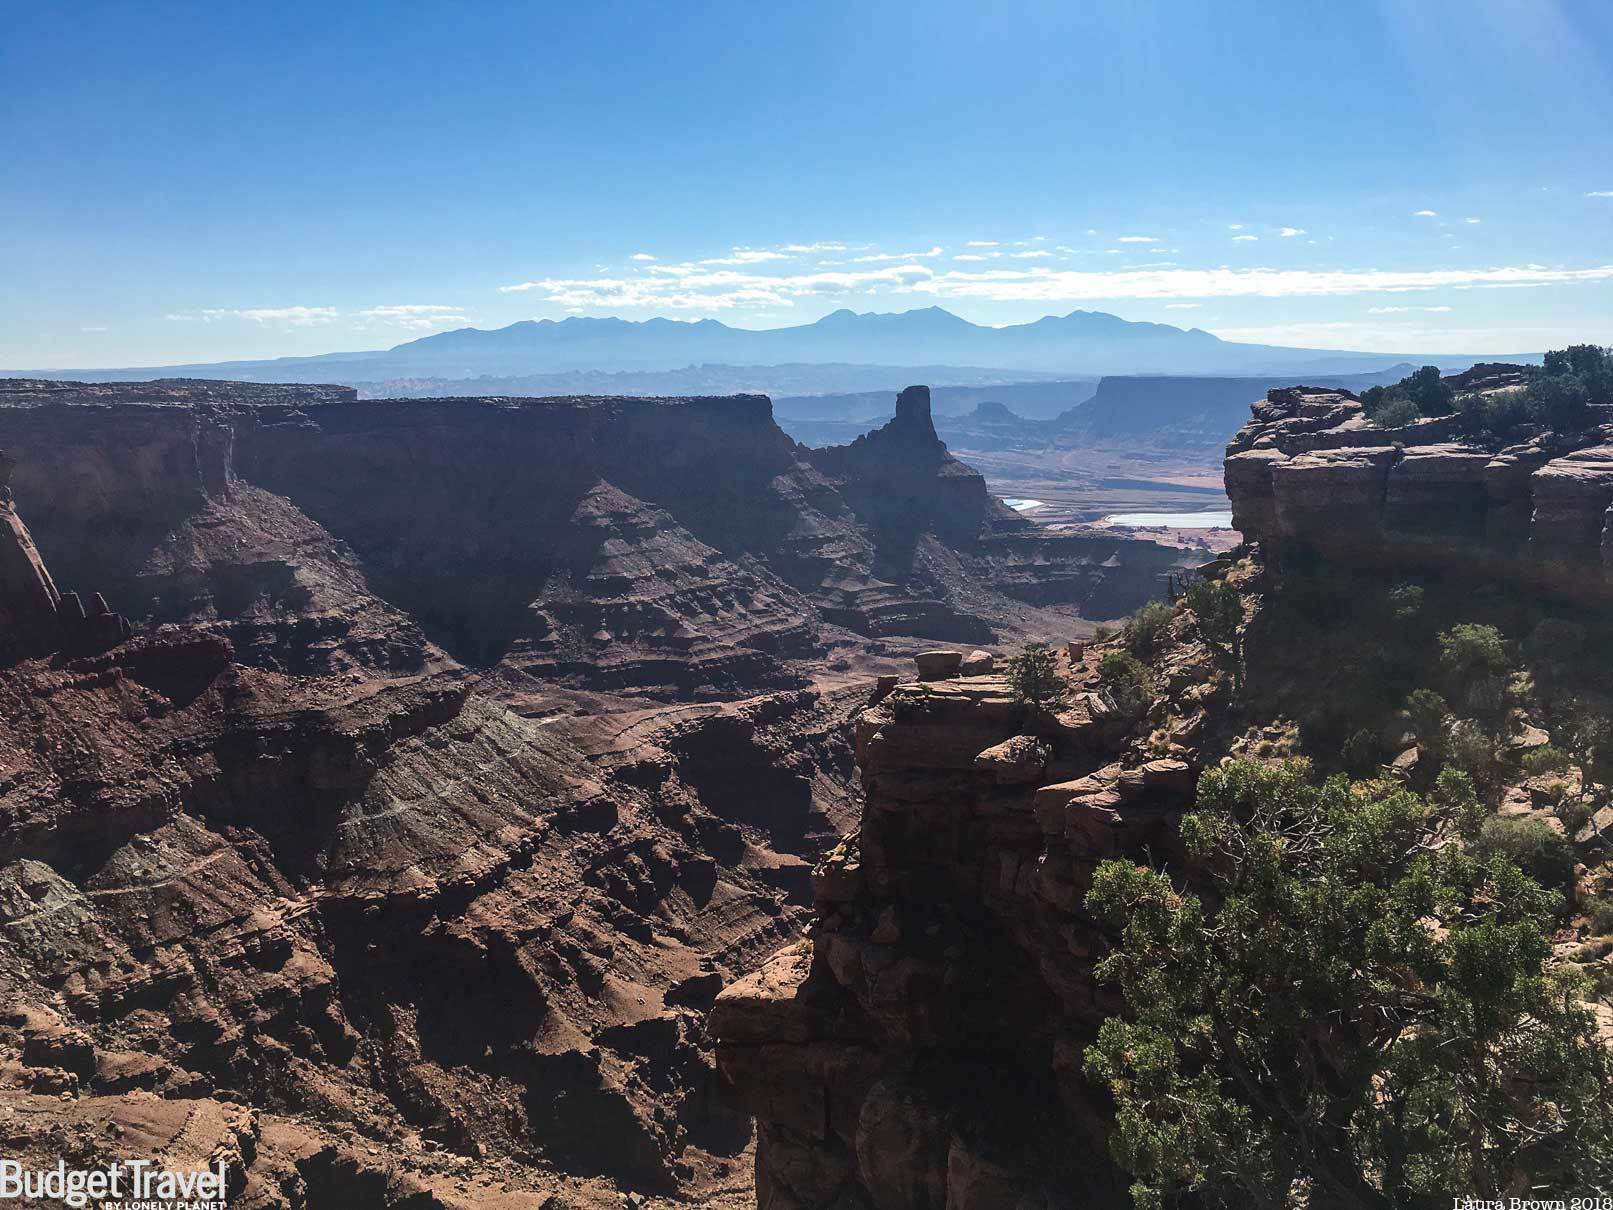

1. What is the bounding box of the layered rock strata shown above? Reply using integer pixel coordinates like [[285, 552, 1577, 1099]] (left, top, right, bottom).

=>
[[713, 660, 1204, 1208], [1225, 384, 1613, 592]]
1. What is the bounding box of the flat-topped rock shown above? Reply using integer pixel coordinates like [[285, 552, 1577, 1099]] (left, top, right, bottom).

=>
[[914, 649, 963, 680]]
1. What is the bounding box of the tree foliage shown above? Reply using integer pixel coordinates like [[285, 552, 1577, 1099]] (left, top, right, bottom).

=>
[[1360, 364, 1453, 424], [1124, 600, 1179, 661], [1004, 640, 1067, 721], [1099, 649, 1152, 723], [1459, 345, 1613, 443], [1085, 759, 1613, 1209], [1185, 581, 1242, 657], [1438, 623, 1510, 716]]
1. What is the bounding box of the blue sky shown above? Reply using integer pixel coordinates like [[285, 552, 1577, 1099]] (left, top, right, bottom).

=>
[[4, 0, 1612, 367]]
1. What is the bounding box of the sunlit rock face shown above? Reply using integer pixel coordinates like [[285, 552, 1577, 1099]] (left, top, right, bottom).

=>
[[1223, 383, 1613, 597]]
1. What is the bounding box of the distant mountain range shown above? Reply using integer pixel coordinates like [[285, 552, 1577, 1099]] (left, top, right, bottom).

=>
[[13, 307, 1535, 391]]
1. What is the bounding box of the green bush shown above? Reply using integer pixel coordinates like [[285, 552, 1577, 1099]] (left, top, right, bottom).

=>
[[1085, 759, 1613, 1205], [1587, 895, 1613, 935], [1122, 600, 1177, 661], [1559, 701, 1613, 784], [1360, 364, 1453, 422], [1432, 766, 1486, 838], [1371, 395, 1419, 427], [1557, 797, 1594, 835], [1098, 650, 1152, 722], [1521, 745, 1574, 777], [1184, 580, 1240, 649], [1447, 720, 1507, 792], [1405, 688, 1451, 759], [1476, 816, 1577, 889], [1460, 344, 1612, 443], [1004, 641, 1067, 721], [1439, 623, 1510, 714]]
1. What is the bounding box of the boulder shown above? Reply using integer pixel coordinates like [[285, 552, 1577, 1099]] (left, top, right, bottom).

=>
[[914, 650, 963, 681], [959, 649, 995, 675], [973, 735, 1050, 785]]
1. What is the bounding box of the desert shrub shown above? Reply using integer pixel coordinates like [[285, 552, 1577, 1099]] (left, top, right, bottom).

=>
[[1404, 688, 1451, 762], [1371, 395, 1419, 428], [1122, 600, 1177, 661], [1559, 701, 1613, 784], [1184, 580, 1240, 649], [1587, 896, 1613, 935], [1360, 364, 1453, 422], [1522, 745, 1574, 777], [1447, 719, 1507, 792], [1439, 623, 1510, 715], [1432, 766, 1487, 838], [1098, 650, 1151, 722], [1557, 797, 1594, 834], [1085, 759, 1613, 1206], [1004, 641, 1067, 722], [1461, 344, 1613, 443], [1476, 816, 1577, 890]]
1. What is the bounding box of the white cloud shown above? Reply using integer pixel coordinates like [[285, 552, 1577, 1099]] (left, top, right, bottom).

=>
[[1413, 209, 1438, 217], [196, 306, 341, 326], [1464, 217, 1481, 224], [1368, 305, 1453, 313], [1586, 191, 1613, 198], [353, 304, 470, 331], [630, 252, 657, 261], [779, 241, 848, 253], [1117, 235, 1158, 243], [699, 248, 794, 265], [1010, 250, 1053, 259], [965, 240, 999, 247], [1085, 228, 1098, 236], [1165, 303, 1201, 310], [80, 325, 109, 333], [849, 246, 943, 263], [1228, 223, 1244, 230], [499, 262, 935, 311], [496, 255, 1613, 315], [1232, 234, 1259, 242], [1278, 227, 1306, 237]]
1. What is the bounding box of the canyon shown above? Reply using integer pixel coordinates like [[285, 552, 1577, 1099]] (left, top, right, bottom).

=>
[[0, 378, 1192, 1207], [4, 369, 1609, 1207]]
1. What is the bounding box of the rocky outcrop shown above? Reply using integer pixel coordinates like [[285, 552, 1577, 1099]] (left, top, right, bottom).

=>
[[713, 662, 1204, 1208], [1224, 384, 1613, 595]]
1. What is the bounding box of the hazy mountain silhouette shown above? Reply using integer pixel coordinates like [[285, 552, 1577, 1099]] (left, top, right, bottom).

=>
[[16, 307, 1531, 386]]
